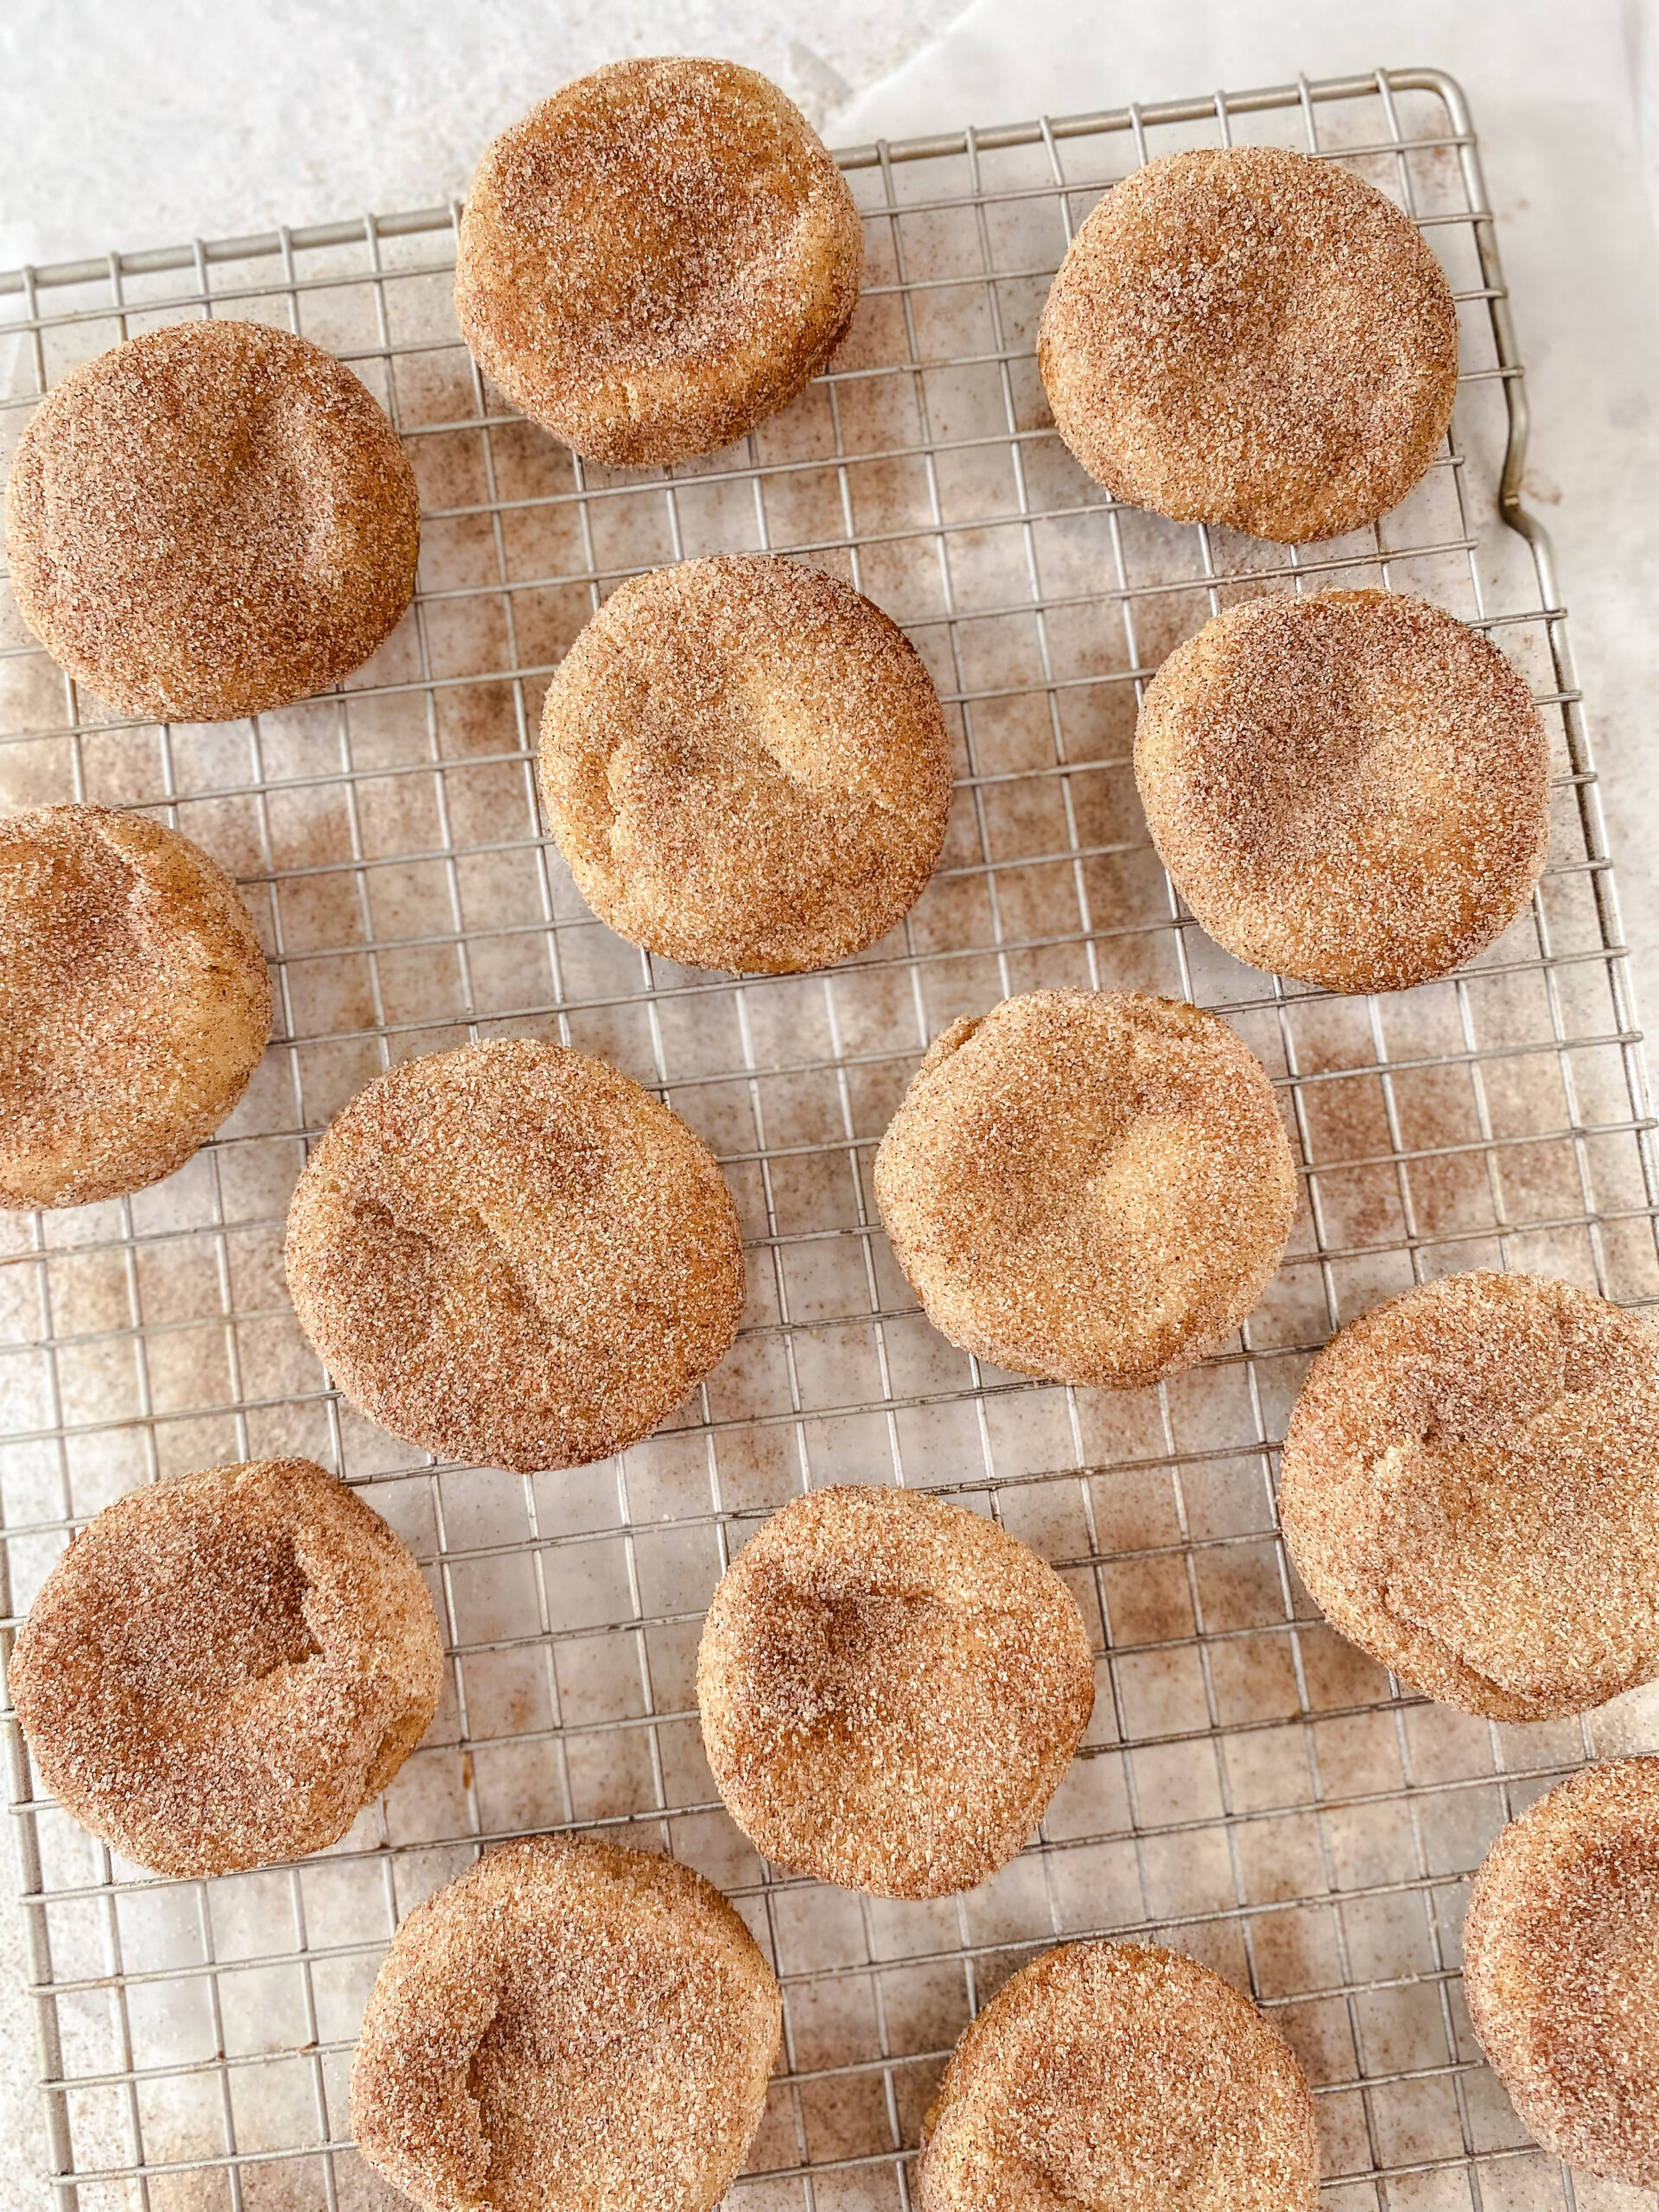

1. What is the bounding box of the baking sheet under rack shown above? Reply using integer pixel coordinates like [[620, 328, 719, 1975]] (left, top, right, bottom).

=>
[[3, 61, 1659, 2212]]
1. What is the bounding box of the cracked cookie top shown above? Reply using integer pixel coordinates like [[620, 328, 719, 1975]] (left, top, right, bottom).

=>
[[283, 1039, 746, 1471], [351, 1837, 780, 2212], [874, 989, 1299, 1390], [0, 801, 271, 1209], [538, 555, 953, 975], [696, 1484, 1096, 1897], [9, 1456, 442, 1876], [1279, 1269, 1659, 1719], [4, 320, 419, 722]]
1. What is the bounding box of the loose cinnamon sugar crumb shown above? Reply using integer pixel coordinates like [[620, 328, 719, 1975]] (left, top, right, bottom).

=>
[[874, 989, 1299, 1390], [454, 57, 863, 467], [3, 320, 420, 722], [696, 1484, 1096, 1898], [350, 1837, 781, 2212], [8, 1458, 442, 1878], [1464, 1758, 1659, 2190], [1279, 1270, 1659, 1719], [1039, 144, 1459, 543], [0, 801, 271, 1209], [284, 1039, 747, 1473], [539, 554, 954, 975], [1135, 590, 1552, 995], [917, 1940, 1321, 2209]]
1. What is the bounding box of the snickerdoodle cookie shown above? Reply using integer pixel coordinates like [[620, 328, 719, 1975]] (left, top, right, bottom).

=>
[[454, 58, 862, 466], [1136, 591, 1550, 993], [9, 1458, 442, 1877], [697, 1485, 1095, 1897], [351, 1838, 781, 2212], [917, 1941, 1320, 2210], [0, 802, 270, 1209], [1464, 1758, 1659, 2190], [874, 990, 1298, 1389], [1039, 145, 1459, 542], [1279, 1271, 1659, 1719], [539, 556, 952, 973], [4, 320, 419, 721], [284, 1040, 745, 1471]]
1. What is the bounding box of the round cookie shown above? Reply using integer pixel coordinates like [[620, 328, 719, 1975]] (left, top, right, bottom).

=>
[[4, 320, 420, 721], [1038, 144, 1459, 542], [539, 556, 953, 974], [1135, 591, 1551, 994], [351, 1837, 781, 2212], [284, 1039, 745, 1472], [1464, 1758, 1659, 2190], [874, 990, 1298, 1389], [9, 1458, 442, 1877], [917, 1940, 1321, 2210], [0, 802, 271, 1209], [1278, 1271, 1659, 1720], [696, 1485, 1096, 1897], [454, 58, 862, 467]]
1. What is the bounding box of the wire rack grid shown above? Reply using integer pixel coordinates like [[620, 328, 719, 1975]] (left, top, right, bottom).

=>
[[3, 60, 1658, 2212]]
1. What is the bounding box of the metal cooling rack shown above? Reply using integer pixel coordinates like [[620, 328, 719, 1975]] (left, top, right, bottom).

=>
[[3, 63, 1658, 2212]]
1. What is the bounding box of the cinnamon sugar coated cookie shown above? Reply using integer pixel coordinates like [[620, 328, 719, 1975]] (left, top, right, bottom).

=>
[[454, 57, 862, 466], [1464, 1759, 1659, 2189], [284, 1040, 745, 1471], [539, 556, 953, 973], [351, 1838, 781, 2212], [0, 803, 270, 1209], [696, 1485, 1095, 1897], [917, 1941, 1320, 2210], [1136, 592, 1551, 993], [874, 991, 1298, 1389], [1039, 145, 1459, 541], [1279, 1272, 1659, 1719], [9, 1459, 442, 1877], [3, 321, 419, 721]]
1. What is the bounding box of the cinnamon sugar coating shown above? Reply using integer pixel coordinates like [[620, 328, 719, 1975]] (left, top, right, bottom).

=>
[[696, 1485, 1096, 1898], [1136, 591, 1551, 994], [454, 58, 862, 467], [9, 1458, 442, 1878], [1465, 1758, 1659, 2189], [0, 803, 270, 1209], [350, 1837, 781, 2212], [538, 556, 953, 974], [3, 321, 419, 721], [1279, 1272, 1659, 1719], [874, 990, 1298, 1389], [284, 1040, 746, 1472], [1039, 145, 1459, 542], [917, 1940, 1320, 2210]]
